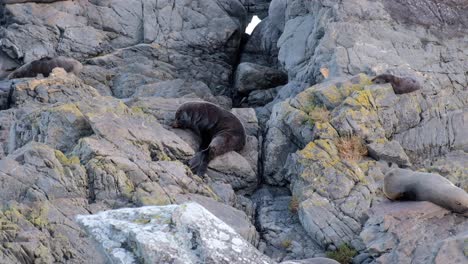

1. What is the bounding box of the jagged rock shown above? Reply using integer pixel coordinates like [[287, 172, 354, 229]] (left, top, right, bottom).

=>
[[76, 203, 274, 264], [425, 150, 468, 192], [240, 0, 272, 19], [3, 1, 67, 3], [241, 16, 282, 67], [1, 0, 246, 95], [248, 85, 282, 107], [359, 201, 468, 264], [11, 68, 100, 107], [263, 74, 372, 185], [0, 142, 107, 264], [252, 186, 324, 262], [393, 109, 468, 161], [234, 62, 287, 95], [367, 140, 411, 167], [285, 140, 378, 250], [174, 194, 259, 245], [0, 80, 12, 110], [0, 109, 14, 158]]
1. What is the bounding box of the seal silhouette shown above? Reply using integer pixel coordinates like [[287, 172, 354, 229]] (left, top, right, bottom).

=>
[[384, 168, 468, 214], [8, 56, 83, 79], [172, 101, 246, 176], [372, 74, 421, 94]]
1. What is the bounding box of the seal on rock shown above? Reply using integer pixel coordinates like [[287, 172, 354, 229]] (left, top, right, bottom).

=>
[[171, 101, 246, 176], [8, 56, 83, 79], [384, 168, 468, 214], [371, 74, 421, 94]]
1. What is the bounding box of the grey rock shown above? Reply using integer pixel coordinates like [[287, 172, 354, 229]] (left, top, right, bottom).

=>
[[0, 142, 107, 263], [252, 187, 324, 262], [11, 68, 100, 107], [174, 194, 259, 246], [241, 17, 282, 67], [281, 257, 340, 264], [76, 203, 274, 264], [248, 85, 282, 107], [235, 62, 288, 94], [360, 201, 468, 264], [425, 150, 468, 192], [367, 140, 411, 167]]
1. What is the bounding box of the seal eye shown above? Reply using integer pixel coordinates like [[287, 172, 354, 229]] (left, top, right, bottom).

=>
[[456, 201, 462, 206]]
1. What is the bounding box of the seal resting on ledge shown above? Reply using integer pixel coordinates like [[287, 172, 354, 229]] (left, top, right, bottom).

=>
[[172, 101, 246, 176], [372, 73, 422, 94], [8, 56, 83, 79]]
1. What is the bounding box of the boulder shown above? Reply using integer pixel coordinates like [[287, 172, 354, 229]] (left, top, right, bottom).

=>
[[76, 203, 274, 264], [234, 62, 287, 94]]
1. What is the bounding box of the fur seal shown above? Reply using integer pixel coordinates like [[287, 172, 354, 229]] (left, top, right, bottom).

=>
[[371, 74, 422, 94], [171, 101, 246, 176], [8, 56, 83, 79], [384, 168, 468, 214]]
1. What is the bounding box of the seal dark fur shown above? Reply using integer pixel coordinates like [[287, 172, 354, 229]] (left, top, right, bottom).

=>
[[172, 101, 246, 176], [384, 168, 468, 215], [8, 56, 83, 79], [371, 74, 421, 94]]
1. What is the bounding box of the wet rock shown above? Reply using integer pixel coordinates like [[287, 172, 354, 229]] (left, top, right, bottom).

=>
[[76, 202, 274, 264]]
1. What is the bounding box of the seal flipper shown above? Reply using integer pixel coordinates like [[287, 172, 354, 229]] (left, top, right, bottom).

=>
[[189, 149, 210, 176]]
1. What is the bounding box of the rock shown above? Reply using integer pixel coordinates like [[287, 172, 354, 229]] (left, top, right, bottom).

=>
[[0, 142, 107, 263], [174, 194, 259, 245], [1, 0, 247, 95], [241, 16, 282, 67], [248, 85, 282, 107], [252, 187, 324, 262], [76, 202, 274, 264], [285, 140, 377, 250], [132, 79, 216, 101], [240, 0, 272, 19], [3, 0, 67, 3], [234, 62, 288, 94], [0, 80, 13, 110], [393, 109, 468, 161], [11, 68, 100, 107], [281, 257, 340, 264], [360, 201, 468, 264], [425, 150, 468, 192], [367, 140, 411, 167]]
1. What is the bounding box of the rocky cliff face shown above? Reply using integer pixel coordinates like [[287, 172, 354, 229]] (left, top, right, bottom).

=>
[[0, 0, 467, 264]]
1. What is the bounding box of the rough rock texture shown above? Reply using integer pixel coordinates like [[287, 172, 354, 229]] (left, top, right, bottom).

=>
[[359, 201, 468, 264], [1, 0, 467, 263], [1, 0, 246, 96], [77, 203, 274, 264], [235, 62, 287, 95], [281, 258, 340, 264], [252, 187, 324, 262]]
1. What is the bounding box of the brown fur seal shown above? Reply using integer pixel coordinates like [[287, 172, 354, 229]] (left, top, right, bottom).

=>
[[371, 74, 421, 94], [7, 56, 83, 79], [171, 101, 246, 176], [384, 168, 468, 215]]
